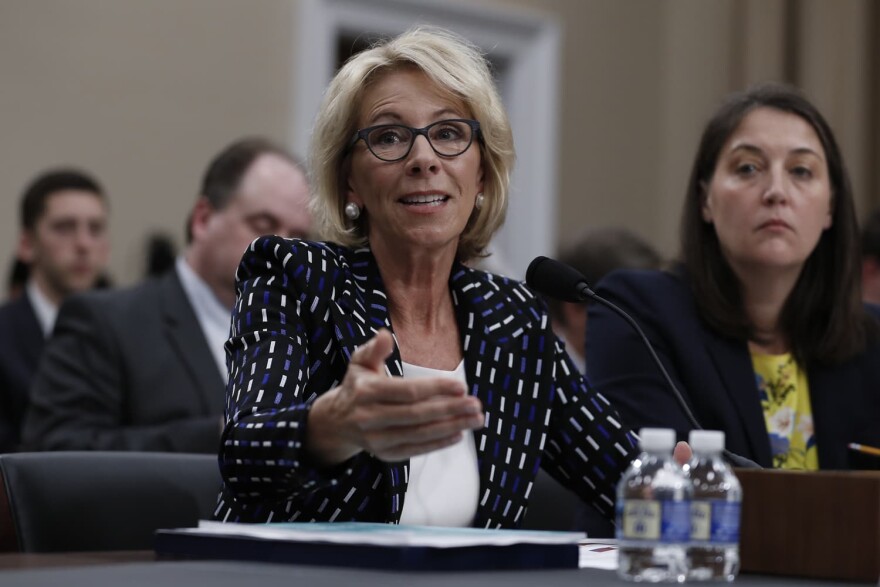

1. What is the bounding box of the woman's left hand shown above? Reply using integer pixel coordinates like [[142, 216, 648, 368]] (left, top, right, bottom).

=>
[[674, 441, 693, 466]]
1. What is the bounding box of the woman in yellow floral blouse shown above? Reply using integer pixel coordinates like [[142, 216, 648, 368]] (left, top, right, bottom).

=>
[[586, 83, 880, 471]]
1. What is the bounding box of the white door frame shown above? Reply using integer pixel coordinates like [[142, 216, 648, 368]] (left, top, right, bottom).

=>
[[292, 0, 560, 279]]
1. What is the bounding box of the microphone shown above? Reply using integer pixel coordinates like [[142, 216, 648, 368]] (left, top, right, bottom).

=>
[[526, 256, 761, 469]]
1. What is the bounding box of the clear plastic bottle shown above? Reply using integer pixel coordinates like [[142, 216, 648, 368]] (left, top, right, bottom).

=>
[[616, 427, 691, 583], [684, 430, 742, 582]]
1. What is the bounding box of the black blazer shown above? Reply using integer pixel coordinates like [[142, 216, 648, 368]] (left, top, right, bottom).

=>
[[586, 268, 880, 469], [216, 237, 637, 528], [0, 294, 44, 452], [22, 269, 225, 453]]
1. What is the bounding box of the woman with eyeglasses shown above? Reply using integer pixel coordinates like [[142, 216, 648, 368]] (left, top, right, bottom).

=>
[[215, 27, 640, 528]]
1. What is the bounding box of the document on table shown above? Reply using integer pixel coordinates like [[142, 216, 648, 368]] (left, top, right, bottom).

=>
[[578, 539, 618, 570], [194, 520, 583, 547], [159, 521, 601, 571]]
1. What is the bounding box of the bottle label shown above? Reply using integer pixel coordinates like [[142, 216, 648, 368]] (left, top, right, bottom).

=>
[[710, 500, 741, 544], [620, 500, 690, 543], [690, 499, 741, 544], [691, 501, 711, 541], [621, 500, 660, 540]]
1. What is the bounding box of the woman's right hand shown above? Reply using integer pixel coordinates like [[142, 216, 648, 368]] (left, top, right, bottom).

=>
[[306, 329, 484, 466]]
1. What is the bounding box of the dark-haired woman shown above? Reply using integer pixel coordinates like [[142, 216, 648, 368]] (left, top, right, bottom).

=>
[[586, 84, 880, 470]]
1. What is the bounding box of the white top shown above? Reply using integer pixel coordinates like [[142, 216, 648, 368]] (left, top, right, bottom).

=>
[[398, 360, 479, 527], [557, 332, 586, 374], [26, 280, 58, 337], [175, 257, 231, 383]]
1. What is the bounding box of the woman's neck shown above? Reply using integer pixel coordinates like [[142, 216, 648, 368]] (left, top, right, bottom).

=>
[[372, 243, 455, 323], [373, 239, 461, 370], [734, 264, 800, 355]]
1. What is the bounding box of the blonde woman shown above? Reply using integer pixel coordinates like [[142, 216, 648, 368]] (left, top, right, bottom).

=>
[[216, 28, 638, 528]]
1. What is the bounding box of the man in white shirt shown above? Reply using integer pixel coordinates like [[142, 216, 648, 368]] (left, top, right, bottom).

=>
[[23, 138, 312, 453], [0, 169, 110, 452]]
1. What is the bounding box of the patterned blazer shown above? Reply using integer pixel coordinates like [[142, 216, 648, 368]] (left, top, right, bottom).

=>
[[216, 237, 637, 528]]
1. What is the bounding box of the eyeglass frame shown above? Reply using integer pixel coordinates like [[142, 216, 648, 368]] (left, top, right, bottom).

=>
[[346, 118, 482, 162]]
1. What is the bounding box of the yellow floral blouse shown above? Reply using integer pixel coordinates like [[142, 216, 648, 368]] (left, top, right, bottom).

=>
[[751, 352, 819, 470]]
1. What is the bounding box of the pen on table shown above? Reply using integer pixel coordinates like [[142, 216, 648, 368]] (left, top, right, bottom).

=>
[[847, 443, 880, 457]]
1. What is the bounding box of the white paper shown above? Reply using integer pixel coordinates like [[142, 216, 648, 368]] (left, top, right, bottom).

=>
[[189, 520, 584, 549], [578, 539, 619, 570]]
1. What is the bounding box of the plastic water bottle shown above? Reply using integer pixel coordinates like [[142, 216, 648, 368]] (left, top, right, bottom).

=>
[[616, 428, 691, 583], [684, 430, 742, 582]]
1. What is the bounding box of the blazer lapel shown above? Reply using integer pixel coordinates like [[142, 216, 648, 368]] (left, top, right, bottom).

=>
[[160, 270, 226, 414], [450, 265, 536, 526], [703, 333, 773, 466], [328, 247, 407, 520], [3, 295, 45, 411], [329, 247, 404, 378], [15, 294, 45, 370], [807, 362, 856, 468]]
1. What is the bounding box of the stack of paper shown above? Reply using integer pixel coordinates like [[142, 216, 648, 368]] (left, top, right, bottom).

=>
[[154, 521, 583, 571]]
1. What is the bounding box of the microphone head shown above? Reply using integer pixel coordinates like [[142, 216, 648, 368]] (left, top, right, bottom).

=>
[[525, 256, 592, 302], [525, 256, 551, 288]]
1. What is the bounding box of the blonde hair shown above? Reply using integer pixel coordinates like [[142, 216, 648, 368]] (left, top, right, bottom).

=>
[[309, 26, 515, 262]]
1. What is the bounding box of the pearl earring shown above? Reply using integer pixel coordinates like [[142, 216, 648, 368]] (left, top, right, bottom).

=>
[[475, 193, 485, 210], [344, 202, 361, 220]]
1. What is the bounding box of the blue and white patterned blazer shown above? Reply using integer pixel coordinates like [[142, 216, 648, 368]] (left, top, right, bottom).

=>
[[215, 237, 637, 528]]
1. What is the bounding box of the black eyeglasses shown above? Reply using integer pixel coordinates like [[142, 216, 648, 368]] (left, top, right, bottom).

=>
[[348, 119, 481, 162]]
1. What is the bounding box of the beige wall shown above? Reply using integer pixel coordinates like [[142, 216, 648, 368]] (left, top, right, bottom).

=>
[[491, 0, 875, 257], [0, 0, 296, 288], [0, 0, 875, 293]]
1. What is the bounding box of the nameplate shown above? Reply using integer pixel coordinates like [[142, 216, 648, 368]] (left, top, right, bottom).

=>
[[737, 469, 880, 582]]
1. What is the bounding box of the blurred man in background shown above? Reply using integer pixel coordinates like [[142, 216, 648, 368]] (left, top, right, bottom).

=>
[[548, 226, 662, 373], [23, 137, 312, 453], [0, 169, 110, 451]]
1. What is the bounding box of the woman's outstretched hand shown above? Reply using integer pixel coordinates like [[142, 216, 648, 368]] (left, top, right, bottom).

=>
[[673, 441, 693, 466], [306, 329, 484, 465]]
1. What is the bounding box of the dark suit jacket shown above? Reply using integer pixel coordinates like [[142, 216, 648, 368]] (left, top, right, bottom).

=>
[[22, 269, 226, 453], [586, 268, 880, 469], [215, 237, 638, 528], [0, 294, 44, 452]]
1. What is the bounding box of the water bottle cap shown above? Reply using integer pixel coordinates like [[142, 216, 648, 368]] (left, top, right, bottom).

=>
[[638, 427, 676, 451], [688, 429, 725, 452]]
